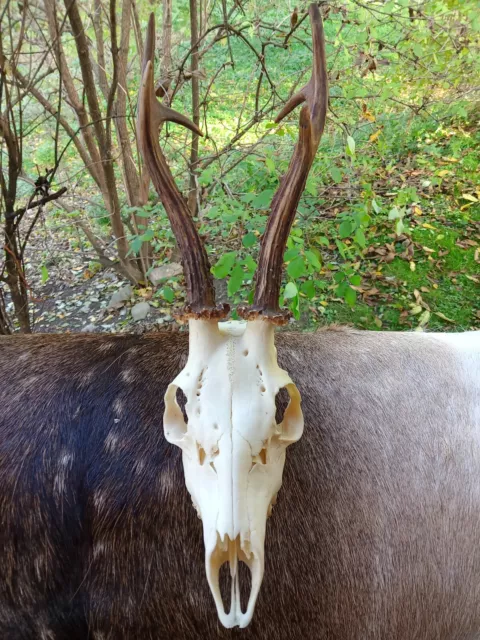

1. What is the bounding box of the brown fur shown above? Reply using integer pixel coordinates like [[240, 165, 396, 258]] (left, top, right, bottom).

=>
[[0, 329, 479, 639]]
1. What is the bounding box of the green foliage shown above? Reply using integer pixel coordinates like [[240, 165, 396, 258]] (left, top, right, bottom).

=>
[[9, 0, 478, 331]]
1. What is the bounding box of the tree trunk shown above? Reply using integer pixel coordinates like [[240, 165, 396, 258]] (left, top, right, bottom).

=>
[[188, 0, 200, 216], [4, 222, 30, 333], [63, 0, 142, 283], [0, 287, 11, 334], [161, 0, 172, 93]]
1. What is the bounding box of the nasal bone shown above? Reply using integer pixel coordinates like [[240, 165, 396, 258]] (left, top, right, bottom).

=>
[[206, 533, 263, 628]]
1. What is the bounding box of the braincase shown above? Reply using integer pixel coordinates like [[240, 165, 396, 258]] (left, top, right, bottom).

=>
[[171, 325, 292, 454]]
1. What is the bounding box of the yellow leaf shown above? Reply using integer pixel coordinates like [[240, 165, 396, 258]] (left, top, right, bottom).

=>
[[320, 301, 328, 307], [369, 130, 382, 143], [461, 193, 478, 202], [421, 223, 435, 230], [418, 310, 431, 326], [411, 305, 423, 315], [433, 283, 438, 289], [413, 205, 422, 216], [437, 170, 451, 177], [409, 261, 416, 272], [374, 317, 382, 328], [434, 312, 455, 323]]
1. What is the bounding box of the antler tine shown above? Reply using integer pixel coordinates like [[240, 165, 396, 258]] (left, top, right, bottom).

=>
[[137, 13, 229, 320], [239, 4, 328, 324]]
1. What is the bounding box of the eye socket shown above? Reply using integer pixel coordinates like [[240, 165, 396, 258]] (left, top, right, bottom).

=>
[[275, 387, 290, 424], [176, 388, 188, 423]]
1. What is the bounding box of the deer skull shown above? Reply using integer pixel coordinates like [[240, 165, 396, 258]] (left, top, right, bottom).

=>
[[138, 4, 326, 628], [164, 319, 304, 627]]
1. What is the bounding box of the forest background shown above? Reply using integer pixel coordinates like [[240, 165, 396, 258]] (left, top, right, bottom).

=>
[[0, 0, 478, 334]]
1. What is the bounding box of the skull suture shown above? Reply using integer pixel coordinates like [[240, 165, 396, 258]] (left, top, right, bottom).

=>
[[164, 318, 304, 628]]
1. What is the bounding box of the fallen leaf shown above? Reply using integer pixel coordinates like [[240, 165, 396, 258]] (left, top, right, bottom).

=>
[[461, 193, 478, 203], [418, 310, 431, 327], [434, 312, 455, 323], [410, 261, 416, 272]]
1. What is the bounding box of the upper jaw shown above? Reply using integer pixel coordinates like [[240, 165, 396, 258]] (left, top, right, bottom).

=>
[[205, 532, 264, 629]]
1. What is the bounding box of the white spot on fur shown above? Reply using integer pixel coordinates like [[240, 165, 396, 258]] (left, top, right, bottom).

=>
[[113, 397, 124, 416], [93, 490, 107, 510], [104, 431, 119, 452], [93, 542, 106, 558], [98, 342, 114, 352], [38, 625, 55, 640], [34, 554, 45, 581], [79, 369, 95, 387], [122, 368, 133, 383], [60, 451, 74, 466], [134, 459, 145, 475]]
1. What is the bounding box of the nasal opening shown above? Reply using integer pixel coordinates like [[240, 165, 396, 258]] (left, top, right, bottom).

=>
[[206, 534, 263, 629]]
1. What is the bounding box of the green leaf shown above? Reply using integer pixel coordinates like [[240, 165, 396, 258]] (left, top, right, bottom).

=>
[[242, 232, 257, 248], [284, 247, 301, 262], [265, 157, 275, 173], [228, 264, 244, 296], [41, 264, 49, 284], [346, 135, 356, 157], [349, 274, 361, 286], [286, 256, 306, 279], [330, 167, 343, 183], [198, 167, 214, 186], [301, 280, 315, 299], [162, 286, 174, 303], [412, 43, 423, 57], [141, 230, 154, 242], [129, 236, 143, 255], [336, 239, 348, 258], [283, 282, 298, 299], [334, 271, 345, 284], [306, 178, 317, 196], [354, 228, 366, 248], [371, 199, 381, 214], [317, 236, 330, 247], [252, 189, 275, 209], [344, 285, 357, 307], [339, 220, 352, 238], [388, 207, 401, 220], [305, 249, 322, 270], [336, 281, 348, 296], [243, 255, 257, 273], [212, 251, 237, 278]]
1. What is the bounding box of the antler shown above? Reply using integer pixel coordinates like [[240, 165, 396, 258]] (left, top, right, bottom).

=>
[[137, 14, 228, 319], [239, 4, 328, 324]]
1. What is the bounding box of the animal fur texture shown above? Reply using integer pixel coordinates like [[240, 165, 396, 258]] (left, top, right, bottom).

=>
[[0, 328, 479, 639]]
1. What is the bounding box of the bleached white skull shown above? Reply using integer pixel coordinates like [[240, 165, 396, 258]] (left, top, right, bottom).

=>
[[164, 318, 304, 628]]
